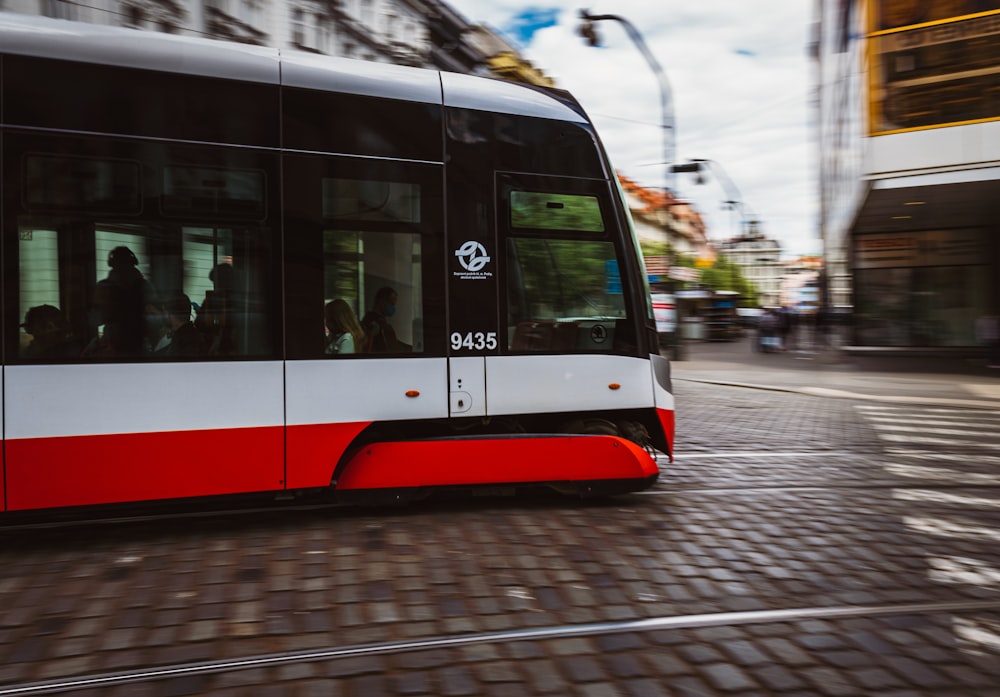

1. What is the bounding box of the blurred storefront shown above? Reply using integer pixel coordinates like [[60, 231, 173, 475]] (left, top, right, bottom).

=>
[[815, 0, 1000, 353]]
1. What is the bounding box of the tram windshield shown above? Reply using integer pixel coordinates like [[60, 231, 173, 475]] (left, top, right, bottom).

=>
[[504, 182, 631, 353]]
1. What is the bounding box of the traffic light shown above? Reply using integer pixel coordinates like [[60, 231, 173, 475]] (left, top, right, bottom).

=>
[[670, 162, 703, 173], [577, 12, 601, 47]]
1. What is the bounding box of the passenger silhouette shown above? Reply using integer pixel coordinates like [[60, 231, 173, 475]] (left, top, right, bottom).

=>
[[362, 286, 401, 353], [21, 304, 80, 359], [86, 246, 155, 357], [144, 294, 172, 355], [164, 291, 206, 357], [195, 263, 238, 356]]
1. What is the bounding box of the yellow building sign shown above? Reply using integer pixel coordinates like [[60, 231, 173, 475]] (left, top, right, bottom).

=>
[[869, 2, 1000, 134]]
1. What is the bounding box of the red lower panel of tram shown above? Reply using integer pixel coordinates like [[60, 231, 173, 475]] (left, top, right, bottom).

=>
[[335, 434, 660, 492], [4, 426, 285, 511]]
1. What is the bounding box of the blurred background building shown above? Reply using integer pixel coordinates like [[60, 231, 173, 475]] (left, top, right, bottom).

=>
[[618, 174, 711, 261], [0, 0, 505, 73], [716, 225, 783, 307], [779, 255, 822, 313], [815, 0, 1000, 353]]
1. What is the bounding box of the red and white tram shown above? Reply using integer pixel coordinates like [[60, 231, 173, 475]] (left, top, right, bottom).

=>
[[0, 14, 674, 512]]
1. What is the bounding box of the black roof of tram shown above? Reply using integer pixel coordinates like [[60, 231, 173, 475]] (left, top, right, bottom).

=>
[[0, 13, 589, 124]]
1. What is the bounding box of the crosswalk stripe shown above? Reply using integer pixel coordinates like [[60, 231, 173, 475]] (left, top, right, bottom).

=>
[[869, 423, 994, 438]]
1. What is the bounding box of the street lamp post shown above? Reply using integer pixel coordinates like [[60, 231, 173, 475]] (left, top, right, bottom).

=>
[[577, 10, 675, 193], [578, 11, 683, 360]]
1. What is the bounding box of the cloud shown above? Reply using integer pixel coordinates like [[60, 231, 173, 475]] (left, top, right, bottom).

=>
[[447, 0, 819, 258]]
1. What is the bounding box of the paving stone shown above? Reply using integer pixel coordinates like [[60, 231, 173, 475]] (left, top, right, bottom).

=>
[[801, 666, 862, 697], [621, 678, 672, 697], [606, 652, 645, 679], [521, 659, 568, 694], [720, 638, 771, 666], [676, 643, 726, 664], [700, 662, 758, 692], [439, 666, 478, 696], [855, 666, 908, 690], [752, 663, 809, 692], [759, 636, 816, 666], [560, 655, 608, 683]]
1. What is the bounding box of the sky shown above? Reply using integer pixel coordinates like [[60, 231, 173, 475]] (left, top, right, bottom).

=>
[[445, 0, 820, 259]]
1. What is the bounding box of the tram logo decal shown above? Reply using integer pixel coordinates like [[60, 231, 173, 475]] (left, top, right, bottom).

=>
[[454, 240, 493, 280]]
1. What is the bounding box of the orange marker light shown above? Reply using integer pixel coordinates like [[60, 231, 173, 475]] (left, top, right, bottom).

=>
[[608, 383, 621, 390], [405, 390, 420, 398]]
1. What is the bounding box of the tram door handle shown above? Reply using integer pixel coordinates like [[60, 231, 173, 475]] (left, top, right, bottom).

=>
[[450, 391, 472, 413], [449, 356, 486, 418]]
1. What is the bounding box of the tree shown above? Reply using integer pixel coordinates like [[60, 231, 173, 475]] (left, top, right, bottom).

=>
[[698, 256, 759, 306]]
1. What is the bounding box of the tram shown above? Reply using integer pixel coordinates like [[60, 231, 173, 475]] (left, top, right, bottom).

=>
[[0, 14, 674, 512]]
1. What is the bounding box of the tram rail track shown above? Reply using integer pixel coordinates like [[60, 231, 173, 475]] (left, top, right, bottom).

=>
[[2, 598, 999, 696]]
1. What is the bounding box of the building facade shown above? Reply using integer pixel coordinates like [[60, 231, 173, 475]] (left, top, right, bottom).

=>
[[1, 0, 455, 67], [816, 0, 1000, 350], [779, 256, 823, 312], [716, 228, 784, 307], [617, 174, 711, 260]]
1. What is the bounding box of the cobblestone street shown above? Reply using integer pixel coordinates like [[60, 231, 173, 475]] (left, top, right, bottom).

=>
[[1, 345, 1000, 696]]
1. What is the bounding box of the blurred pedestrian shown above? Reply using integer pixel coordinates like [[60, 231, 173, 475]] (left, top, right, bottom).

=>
[[975, 314, 1000, 369], [758, 309, 780, 353]]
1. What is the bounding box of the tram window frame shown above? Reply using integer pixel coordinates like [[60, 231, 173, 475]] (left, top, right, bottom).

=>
[[282, 154, 446, 360], [6, 132, 281, 364], [497, 174, 639, 355]]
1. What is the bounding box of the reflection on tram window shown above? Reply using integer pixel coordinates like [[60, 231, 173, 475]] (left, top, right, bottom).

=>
[[322, 178, 421, 223], [510, 192, 605, 233], [24, 155, 141, 214], [323, 230, 423, 355], [507, 238, 626, 352]]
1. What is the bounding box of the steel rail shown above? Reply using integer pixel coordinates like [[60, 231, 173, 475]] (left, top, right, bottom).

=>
[[2, 599, 998, 696]]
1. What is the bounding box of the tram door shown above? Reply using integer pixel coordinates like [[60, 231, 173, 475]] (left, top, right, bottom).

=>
[[282, 155, 452, 489], [446, 168, 639, 421]]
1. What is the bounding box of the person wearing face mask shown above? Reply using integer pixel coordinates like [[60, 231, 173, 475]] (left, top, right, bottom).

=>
[[361, 286, 401, 353]]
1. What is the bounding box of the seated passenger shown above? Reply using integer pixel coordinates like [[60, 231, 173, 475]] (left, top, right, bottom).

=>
[[21, 304, 80, 359], [195, 262, 238, 356], [164, 291, 206, 357], [325, 299, 366, 355], [144, 294, 172, 354], [362, 286, 403, 353]]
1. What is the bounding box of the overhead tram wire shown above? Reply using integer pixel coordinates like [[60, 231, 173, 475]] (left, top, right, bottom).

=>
[[588, 86, 809, 144]]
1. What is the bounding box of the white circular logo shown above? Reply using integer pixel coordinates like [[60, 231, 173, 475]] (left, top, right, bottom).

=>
[[455, 241, 491, 273]]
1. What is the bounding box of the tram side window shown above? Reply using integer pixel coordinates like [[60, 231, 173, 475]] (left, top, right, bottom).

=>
[[14, 146, 276, 363], [321, 178, 424, 355], [17, 223, 272, 361], [505, 190, 627, 353]]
